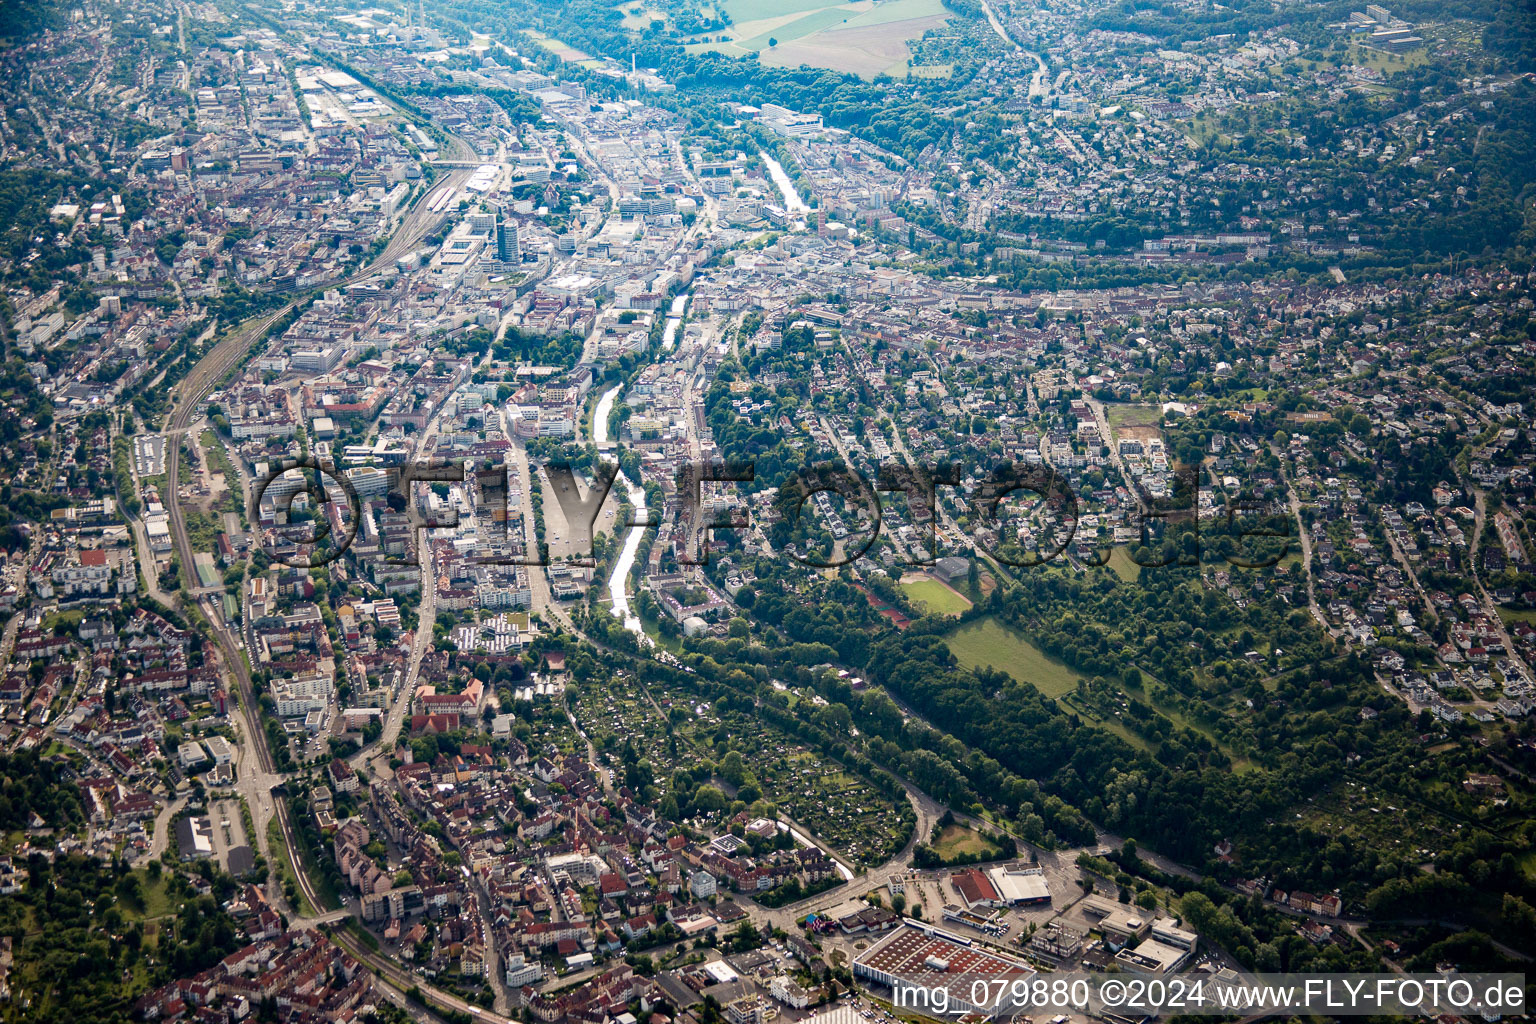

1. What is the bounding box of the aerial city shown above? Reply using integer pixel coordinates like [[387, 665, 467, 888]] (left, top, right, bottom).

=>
[[0, 0, 1533, 1019]]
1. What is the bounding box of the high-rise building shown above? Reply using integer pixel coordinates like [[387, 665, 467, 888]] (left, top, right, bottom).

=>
[[495, 218, 520, 262]]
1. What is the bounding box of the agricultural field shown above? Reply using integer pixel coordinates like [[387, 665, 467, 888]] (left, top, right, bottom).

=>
[[946, 616, 1081, 698], [900, 575, 972, 615], [575, 670, 912, 866], [769, 748, 911, 865], [571, 671, 712, 796], [517, 695, 583, 756], [690, 0, 951, 79], [1290, 778, 1494, 870]]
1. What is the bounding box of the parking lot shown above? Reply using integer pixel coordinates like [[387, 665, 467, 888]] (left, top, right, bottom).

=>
[[135, 434, 166, 477], [207, 797, 253, 875]]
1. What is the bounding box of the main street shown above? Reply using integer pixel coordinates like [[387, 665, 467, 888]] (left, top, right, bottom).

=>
[[347, 387, 468, 783]]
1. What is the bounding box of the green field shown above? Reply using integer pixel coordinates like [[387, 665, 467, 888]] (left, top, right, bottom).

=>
[[685, 39, 750, 56], [901, 577, 972, 616], [705, 0, 947, 75], [1497, 606, 1536, 626], [842, 0, 943, 27], [108, 870, 179, 922], [618, 5, 667, 29], [42, 608, 86, 633], [721, 0, 835, 21], [946, 616, 1080, 697], [267, 818, 314, 917], [1107, 545, 1142, 583], [931, 823, 1003, 861], [1319, 41, 1433, 75], [524, 30, 592, 63], [738, 5, 859, 49], [1106, 403, 1164, 430], [1097, 716, 1157, 753]]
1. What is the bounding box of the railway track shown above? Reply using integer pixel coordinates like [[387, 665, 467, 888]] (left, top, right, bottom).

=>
[[154, 151, 490, 1019]]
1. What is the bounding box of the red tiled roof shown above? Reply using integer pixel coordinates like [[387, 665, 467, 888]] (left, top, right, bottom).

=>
[[952, 868, 999, 905]]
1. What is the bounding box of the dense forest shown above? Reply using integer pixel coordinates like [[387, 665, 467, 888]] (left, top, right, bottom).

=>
[[0, 0, 64, 42], [1483, 0, 1536, 67], [1084, 0, 1357, 46], [1375, 82, 1536, 259]]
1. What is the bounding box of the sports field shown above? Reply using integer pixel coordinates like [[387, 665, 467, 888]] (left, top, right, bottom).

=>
[[524, 29, 596, 65], [900, 576, 972, 616], [687, 0, 951, 79]]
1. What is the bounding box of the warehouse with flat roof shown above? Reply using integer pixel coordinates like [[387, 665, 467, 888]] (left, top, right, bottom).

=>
[[853, 920, 1035, 1016], [1114, 937, 1191, 976], [1079, 894, 1151, 946], [989, 865, 1052, 906], [175, 815, 213, 861]]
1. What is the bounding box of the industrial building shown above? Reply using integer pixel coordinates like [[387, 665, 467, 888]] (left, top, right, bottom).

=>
[[1078, 894, 1152, 947], [174, 815, 214, 861], [988, 865, 1052, 906], [1113, 937, 1192, 976], [853, 919, 1035, 1016]]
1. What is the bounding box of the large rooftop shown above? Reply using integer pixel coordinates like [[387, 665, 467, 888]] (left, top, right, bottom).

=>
[[853, 921, 1034, 1013]]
